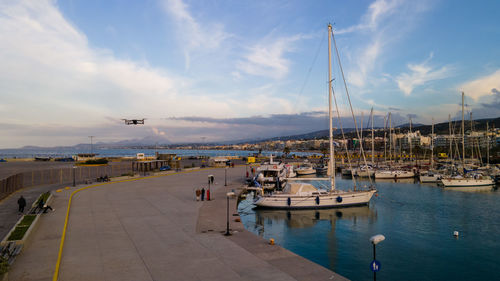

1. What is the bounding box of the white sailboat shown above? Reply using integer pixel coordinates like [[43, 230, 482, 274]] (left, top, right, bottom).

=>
[[254, 24, 376, 209], [375, 170, 415, 179], [440, 92, 494, 188], [419, 118, 443, 183]]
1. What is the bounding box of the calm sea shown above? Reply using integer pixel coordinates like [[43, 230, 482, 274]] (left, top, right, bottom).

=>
[[0, 148, 315, 159], [238, 177, 500, 281]]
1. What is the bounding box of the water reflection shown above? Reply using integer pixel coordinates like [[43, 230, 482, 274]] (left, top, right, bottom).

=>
[[239, 175, 500, 281], [254, 206, 377, 230], [444, 185, 496, 193], [374, 178, 417, 184]]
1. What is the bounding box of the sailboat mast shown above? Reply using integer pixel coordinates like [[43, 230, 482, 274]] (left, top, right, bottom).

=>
[[462, 92, 465, 167], [328, 24, 335, 190], [384, 115, 387, 163], [470, 112, 474, 159], [449, 114, 453, 164], [371, 108, 374, 165], [389, 113, 392, 165], [486, 122, 490, 166], [431, 118, 434, 168], [409, 117, 412, 163]]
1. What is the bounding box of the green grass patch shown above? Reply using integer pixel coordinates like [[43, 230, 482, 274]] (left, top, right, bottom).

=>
[[35, 192, 50, 206], [84, 158, 108, 164], [7, 215, 36, 241], [0, 257, 9, 275]]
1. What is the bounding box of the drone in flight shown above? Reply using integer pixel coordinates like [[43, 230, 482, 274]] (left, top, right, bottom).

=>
[[122, 119, 146, 125]]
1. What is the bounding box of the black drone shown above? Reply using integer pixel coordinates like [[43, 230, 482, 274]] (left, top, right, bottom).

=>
[[122, 119, 146, 125]]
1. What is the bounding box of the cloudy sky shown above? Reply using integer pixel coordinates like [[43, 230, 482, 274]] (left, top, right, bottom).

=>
[[1, 0, 499, 148]]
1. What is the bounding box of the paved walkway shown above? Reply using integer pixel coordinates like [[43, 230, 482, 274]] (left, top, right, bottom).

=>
[[5, 167, 347, 281], [0, 183, 66, 240]]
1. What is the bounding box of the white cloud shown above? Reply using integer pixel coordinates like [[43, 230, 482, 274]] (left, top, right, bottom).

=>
[[162, 0, 230, 69], [336, 0, 402, 35], [237, 34, 307, 79], [347, 39, 382, 87], [0, 0, 298, 147], [460, 69, 500, 100], [395, 53, 452, 95], [334, 0, 432, 89]]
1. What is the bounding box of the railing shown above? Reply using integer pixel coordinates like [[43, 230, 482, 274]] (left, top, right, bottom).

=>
[[0, 163, 133, 200], [0, 173, 23, 201]]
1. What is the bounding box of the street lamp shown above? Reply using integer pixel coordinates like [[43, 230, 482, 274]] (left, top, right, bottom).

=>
[[73, 166, 77, 187], [207, 175, 212, 201], [224, 167, 228, 186], [370, 234, 385, 281], [225, 192, 235, 236]]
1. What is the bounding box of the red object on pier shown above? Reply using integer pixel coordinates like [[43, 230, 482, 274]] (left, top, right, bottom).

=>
[[207, 189, 210, 201]]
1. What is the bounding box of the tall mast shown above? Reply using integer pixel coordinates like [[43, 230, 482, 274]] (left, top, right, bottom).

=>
[[449, 114, 453, 165], [389, 113, 392, 165], [486, 122, 490, 166], [328, 24, 335, 190], [360, 112, 364, 159], [431, 118, 434, 168], [371, 108, 374, 165], [470, 112, 474, 159], [409, 117, 412, 164], [461, 92, 465, 167], [384, 115, 387, 164]]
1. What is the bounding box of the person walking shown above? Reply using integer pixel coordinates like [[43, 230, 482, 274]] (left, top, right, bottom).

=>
[[210, 175, 214, 184], [17, 195, 26, 213], [201, 187, 205, 201]]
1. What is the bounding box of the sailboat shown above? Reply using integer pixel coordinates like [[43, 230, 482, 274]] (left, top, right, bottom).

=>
[[440, 92, 494, 188], [419, 118, 443, 183], [253, 24, 376, 209]]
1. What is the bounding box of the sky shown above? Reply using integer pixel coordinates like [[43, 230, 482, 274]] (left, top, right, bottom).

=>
[[1, 0, 499, 148]]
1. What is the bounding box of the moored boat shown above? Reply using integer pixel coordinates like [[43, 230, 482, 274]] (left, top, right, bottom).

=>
[[253, 24, 376, 210]]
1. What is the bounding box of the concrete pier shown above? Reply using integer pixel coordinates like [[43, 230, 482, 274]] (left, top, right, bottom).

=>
[[4, 166, 347, 281]]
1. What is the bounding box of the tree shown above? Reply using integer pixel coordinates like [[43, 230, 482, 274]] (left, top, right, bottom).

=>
[[283, 146, 290, 157]]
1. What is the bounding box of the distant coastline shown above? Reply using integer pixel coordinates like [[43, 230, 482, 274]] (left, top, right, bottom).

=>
[[0, 148, 316, 159]]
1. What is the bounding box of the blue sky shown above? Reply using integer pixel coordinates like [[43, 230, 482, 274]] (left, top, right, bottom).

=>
[[1, 0, 499, 148]]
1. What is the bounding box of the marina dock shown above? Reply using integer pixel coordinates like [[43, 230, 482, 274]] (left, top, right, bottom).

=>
[[2, 166, 347, 281]]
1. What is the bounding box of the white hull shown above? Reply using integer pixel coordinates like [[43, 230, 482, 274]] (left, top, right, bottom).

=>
[[254, 190, 376, 209], [440, 178, 494, 187], [419, 174, 442, 183], [296, 168, 316, 175], [357, 170, 375, 177], [375, 170, 414, 179]]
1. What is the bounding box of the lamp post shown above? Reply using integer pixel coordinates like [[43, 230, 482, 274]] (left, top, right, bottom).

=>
[[370, 234, 385, 281], [207, 175, 211, 201], [225, 192, 235, 236], [73, 166, 77, 187], [224, 167, 228, 186], [89, 136, 95, 155]]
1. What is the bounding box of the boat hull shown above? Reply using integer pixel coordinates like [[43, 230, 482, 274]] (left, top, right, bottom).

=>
[[419, 175, 442, 183], [375, 171, 414, 179], [254, 190, 376, 209], [296, 169, 316, 175], [357, 170, 375, 178], [440, 178, 494, 187]]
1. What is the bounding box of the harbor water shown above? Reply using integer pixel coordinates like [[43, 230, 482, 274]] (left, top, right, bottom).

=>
[[238, 177, 500, 281], [0, 148, 315, 159]]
